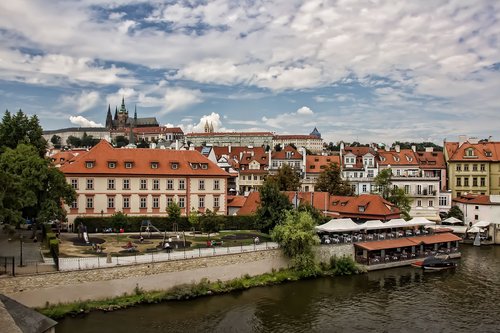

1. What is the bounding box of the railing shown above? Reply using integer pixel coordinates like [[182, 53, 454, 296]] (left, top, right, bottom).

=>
[[0, 256, 57, 276], [320, 229, 433, 245], [58, 242, 279, 272]]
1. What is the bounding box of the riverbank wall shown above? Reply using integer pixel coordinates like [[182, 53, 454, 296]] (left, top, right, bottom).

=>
[[0, 244, 354, 308]]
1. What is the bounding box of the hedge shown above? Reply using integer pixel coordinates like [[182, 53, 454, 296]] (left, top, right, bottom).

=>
[[74, 215, 258, 233]]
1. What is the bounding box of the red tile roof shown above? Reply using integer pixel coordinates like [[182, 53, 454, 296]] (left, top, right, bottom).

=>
[[186, 132, 274, 137], [60, 140, 229, 177], [445, 141, 500, 162], [274, 135, 321, 140], [453, 194, 499, 205], [408, 233, 462, 244], [378, 149, 419, 166], [415, 150, 446, 169], [306, 155, 340, 174], [227, 196, 247, 208], [272, 145, 303, 160], [237, 192, 400, 220]]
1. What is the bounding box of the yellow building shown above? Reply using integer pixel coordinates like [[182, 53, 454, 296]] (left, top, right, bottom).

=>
[[444, 136, 500, 198]]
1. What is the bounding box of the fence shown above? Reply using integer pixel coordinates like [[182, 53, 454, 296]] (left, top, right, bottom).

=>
[[0, 257, 56, 276], [58, 242, 279, 272]]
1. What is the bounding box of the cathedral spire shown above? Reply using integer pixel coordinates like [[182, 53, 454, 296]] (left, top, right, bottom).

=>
[[105, 104, 112, 129], [114, 106, 118, 120], [119, 96, 127, 114], [134, 104, 137, 123]]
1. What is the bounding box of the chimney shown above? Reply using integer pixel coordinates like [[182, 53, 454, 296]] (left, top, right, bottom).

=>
[[458, 135, 467, 147], [395, 145, 400, 153], [175, 139, 179, 150], [411, 145, 416, 152], [268, 149, 272, 169], [469, 137, 479, 144], [189, 143, 195, 151], [425, 147, 434, 152], [301, 147, 307, 179], [228, 145, 232, 153]]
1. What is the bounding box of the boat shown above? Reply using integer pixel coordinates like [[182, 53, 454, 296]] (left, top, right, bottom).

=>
[[411, 256, 457, 271]]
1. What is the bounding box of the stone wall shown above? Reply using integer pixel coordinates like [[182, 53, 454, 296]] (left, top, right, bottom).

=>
[[314, 244, 355, 263], [0, 249, 289, 308]]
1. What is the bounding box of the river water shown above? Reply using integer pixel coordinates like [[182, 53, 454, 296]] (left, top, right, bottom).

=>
[[57, 246, 500, 333]]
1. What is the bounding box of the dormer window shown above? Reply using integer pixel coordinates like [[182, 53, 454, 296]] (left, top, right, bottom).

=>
[[466, 148, 474, 157], [191, 163, 199, 170], [358, 205, 366, 212], [86, 161, 94, 169], [150, 162, 159, 169], [171, 162, 179, 170], [108, 161, 117, 169], [125, 161, 133, 169], [201, 163, 208, 170]]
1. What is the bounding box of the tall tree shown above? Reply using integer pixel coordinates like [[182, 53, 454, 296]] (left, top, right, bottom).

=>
[[268, 164, 301, 191], [389, 187, 412, 220], [315, 162, 353, 195], [114, 135, 129, 148], [167, 202, 181, 228], [0, 144, 76, 227], [447, 206, 464, 221], [0, 109, 46, 157], [256, 178, 292, 233], [50, 135, 62, 148], [374, 168, 393, 199], [271, 210, 320, 272], [66, 135, 82, 148]]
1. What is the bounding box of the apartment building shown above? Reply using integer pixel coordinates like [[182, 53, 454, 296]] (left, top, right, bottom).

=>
[[444, 136, 500, 198], [60, 140, 229, 228]]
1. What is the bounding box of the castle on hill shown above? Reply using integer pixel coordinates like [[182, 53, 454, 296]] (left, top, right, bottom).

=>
[[105, 97, 159, 130]]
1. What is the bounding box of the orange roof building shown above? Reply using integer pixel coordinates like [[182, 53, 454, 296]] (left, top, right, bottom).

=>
[[444, 135, 500, 198], [60, 140, 230, 227]]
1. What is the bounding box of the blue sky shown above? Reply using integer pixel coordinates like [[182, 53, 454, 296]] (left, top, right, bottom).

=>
[[0, 0, 499, 144]]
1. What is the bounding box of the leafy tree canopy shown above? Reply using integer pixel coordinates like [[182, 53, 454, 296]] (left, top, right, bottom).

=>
[[374, 168, 392, 199], [271, 210, 320, 272], [167, 202, 181, 222], [267, 164, 301, 191], [391, 141, 443, 151], [447, 206, 464, 221], [389, 187, 412, 220], [256, 178, 292, 233], [315, 162, 353, 196], [0, 109, 46, 157]]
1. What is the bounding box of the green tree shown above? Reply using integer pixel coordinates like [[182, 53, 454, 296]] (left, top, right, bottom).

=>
[[81, 132, 99, 147], [389, 187, 412, 220], [0, 144, 76, 227], [0, 109, 46, 157], [298, 202, 323, 224], [274, 144, 282, 152], [50, 135, 62, 148], [256, 178, 292, 233], [137, 139, 149, 148], [188, 208, 200, 231], [114, 135, 129, 148], [271, 210, 320, 273], [66, 135, 82, 148], [374, 168, 393, 199], [268, 164, 301, 191], [200, 209, 220, 237], [447, 206, 464, 221], [110, 212, 128, 231], [315, 162, 353, 195], [167, 202, 181, 228]]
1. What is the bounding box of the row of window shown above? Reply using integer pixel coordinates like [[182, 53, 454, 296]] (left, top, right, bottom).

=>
[[345, 170, 375, 178], [352, 184, 437, 195], [455, 177, 486, 187], [455, 163, 486, 172], [240, 175, 265, 181], [72, 179, 221, 191], [73, 195, 220, 210], [415, 200, 435, 207]]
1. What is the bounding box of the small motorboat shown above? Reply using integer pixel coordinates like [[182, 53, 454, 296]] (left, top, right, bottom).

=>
[[411, 256, 457, 271]]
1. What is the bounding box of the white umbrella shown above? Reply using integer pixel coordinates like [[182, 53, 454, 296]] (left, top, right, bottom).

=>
[[442, 217, 462, 224]]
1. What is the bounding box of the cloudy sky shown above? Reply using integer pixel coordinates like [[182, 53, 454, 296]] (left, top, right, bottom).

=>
[[0, 0, 499, 144]]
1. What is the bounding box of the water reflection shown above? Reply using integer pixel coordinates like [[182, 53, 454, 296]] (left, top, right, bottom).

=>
[[57, 246, 500, 333]]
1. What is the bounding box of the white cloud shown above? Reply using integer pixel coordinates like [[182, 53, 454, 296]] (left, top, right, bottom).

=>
[[180, 112, 235, 133], [69, 115, 103, 127], [163, 87, 203, 113], [60, 91, 100, 113], [296, 106, 313, 115]]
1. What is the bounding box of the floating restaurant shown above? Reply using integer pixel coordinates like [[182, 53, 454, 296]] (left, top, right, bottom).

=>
[[315, 218, 462, 271]]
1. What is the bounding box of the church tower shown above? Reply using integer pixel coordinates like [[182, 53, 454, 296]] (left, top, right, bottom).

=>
[[117, 97, 129, 129], [105, 104, 113, 129]]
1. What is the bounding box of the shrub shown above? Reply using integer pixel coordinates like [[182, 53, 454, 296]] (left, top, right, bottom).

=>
[[329, 256, 358, 276]]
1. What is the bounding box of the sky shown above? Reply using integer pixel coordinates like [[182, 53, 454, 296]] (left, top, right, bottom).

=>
[[0, 0, 499, 145]]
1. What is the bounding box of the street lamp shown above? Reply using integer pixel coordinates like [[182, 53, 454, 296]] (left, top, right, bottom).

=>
[[19, 235, 24, 267]]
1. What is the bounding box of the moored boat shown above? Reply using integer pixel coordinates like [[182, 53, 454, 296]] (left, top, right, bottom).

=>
[[411, 256, 457, 270]]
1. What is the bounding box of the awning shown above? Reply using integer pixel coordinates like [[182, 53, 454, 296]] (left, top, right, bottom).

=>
[[407, 217, 437, 227], [467, 226, 482, 233], [442, 217, 463, 224], [315, 218, 363, 232], [355, 238, 419, 251], [408, 232, 461, 244], [473, 221, 491, 228], [359, 220, 386, 230]]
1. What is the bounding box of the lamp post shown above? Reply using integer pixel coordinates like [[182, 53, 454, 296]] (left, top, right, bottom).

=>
[[19, 235, 24, 267]]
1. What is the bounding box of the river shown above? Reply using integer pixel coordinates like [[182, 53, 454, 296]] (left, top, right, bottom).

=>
[[57, 246, 500, 333]]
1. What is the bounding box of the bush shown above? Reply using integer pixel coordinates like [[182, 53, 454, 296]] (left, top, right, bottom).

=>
[[74, 215, 257, 232], [329, 256, 358, 276], [49, 239, 59, 257]]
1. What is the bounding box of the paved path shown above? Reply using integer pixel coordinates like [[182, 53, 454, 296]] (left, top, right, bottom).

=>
[[7, 252, 289, 308], [0, 230, 43, 264]]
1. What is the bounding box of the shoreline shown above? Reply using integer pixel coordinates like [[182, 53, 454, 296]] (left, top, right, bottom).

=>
[[39, 257, 362, 319]]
